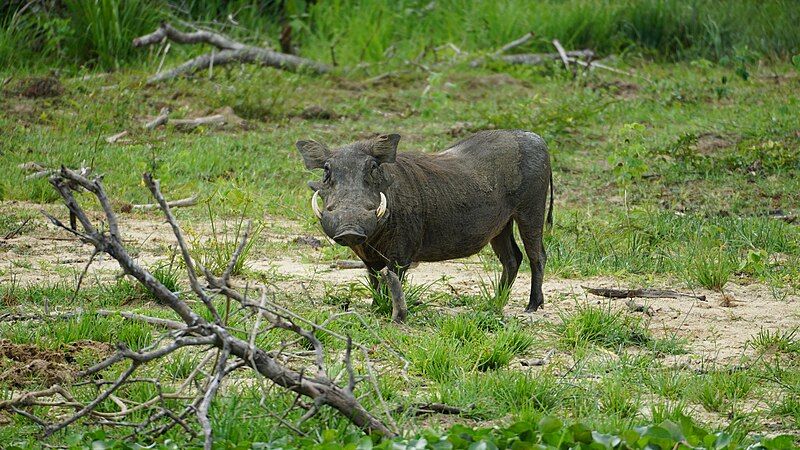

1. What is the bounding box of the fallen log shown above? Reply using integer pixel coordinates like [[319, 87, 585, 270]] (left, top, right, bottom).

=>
[[133, 23, 330, 83], [582, 286, 706, 302]]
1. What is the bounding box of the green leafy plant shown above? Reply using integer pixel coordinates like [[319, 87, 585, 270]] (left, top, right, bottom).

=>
[[608, 122, 650, 189]]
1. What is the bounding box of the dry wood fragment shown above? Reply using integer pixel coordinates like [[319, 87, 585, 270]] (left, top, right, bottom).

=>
[[105, 130, 129, 144], [171, 114, 226, 131], [3, 217, 30, 240], [583, 286, 706, 302], [132, 195, 198, 211], [144, 107, 170, 130], [552, 39, 571, 72], [133, 23, 329, 84], [497, 32, 535, 54]]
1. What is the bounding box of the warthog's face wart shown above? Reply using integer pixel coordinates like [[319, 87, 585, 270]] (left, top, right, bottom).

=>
[[295, 134, 398, 246]]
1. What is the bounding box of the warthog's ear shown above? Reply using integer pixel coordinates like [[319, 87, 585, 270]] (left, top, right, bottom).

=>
[[370, 134, 400, 164], [295, 140, 330, 170]]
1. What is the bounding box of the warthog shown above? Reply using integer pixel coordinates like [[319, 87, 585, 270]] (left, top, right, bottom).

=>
[[295, 130, 553, 312]]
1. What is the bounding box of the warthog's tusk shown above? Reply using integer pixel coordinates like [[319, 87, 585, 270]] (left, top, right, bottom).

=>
[[376, 192, 387, 218], [311, 190, 323, 219]]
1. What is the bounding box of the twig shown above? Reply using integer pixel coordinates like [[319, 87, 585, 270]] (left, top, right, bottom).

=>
[[28, 167, 395, 442], [582, 286, 706, 302], [132, 195, 198, 210], [3, 217, 30, 240], [496, 32, 535, 54], [172, 114, 226, 131], [552, 39, 571, 73], [105, 130, 129, 144], [144, 107, 170, 130], [96, 310, 185, 330], [471, 49, 595, 68]]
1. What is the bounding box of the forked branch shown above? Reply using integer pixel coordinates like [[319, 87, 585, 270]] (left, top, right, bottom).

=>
[[5, 167, 394, 448], [133, 22, 330, 83]]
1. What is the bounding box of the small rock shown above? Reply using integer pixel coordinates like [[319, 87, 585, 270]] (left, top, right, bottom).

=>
[[292, 235, 323, 249]]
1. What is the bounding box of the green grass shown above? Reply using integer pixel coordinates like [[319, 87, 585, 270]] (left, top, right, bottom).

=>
[[3, 0, 800, 71], [1, 7, 800, 446], [554, 302, 682, 353]]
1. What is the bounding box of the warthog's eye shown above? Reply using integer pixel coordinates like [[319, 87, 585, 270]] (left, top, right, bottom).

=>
[[323, 164, 331, 184], [367, 159, 379, 183]]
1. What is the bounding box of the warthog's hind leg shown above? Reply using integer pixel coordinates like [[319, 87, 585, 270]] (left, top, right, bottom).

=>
[[489, 220, 524, 292], [515, 214, 547, 312]]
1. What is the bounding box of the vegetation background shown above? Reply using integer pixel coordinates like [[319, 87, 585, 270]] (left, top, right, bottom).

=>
[[0, 1, 799, 449]]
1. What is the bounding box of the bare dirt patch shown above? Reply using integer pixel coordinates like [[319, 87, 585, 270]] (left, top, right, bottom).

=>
[[256, 252, 799, 365], [3, 206, 798, 367]]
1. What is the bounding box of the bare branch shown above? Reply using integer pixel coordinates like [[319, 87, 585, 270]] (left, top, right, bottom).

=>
[[133, 23, 329, 83]]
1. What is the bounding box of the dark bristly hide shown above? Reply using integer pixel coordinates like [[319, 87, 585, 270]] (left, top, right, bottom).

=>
[[297, 130, 554, 313]]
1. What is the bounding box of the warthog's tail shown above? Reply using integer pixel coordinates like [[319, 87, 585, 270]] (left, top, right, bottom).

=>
[[546, 168, 554, 230]]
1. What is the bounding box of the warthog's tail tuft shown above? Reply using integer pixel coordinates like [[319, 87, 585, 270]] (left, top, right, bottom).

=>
[[546, 168, 554, 230]]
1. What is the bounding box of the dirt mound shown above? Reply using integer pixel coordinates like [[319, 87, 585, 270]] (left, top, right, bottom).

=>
[[17, 76, 64, 99], [0, 339, 114, 387], [0, 339, 65, 363], [0, 340, 71, 387]]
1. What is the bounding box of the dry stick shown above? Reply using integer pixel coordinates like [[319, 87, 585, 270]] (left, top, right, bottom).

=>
[[582, 286, 707, 302], [133, 22, 329, 84], [497, 32, 535, 54], [171, 114, 226, 131], [469, 32, 535, 67], [96, 310, 185, 330], [145, 173, 222, 324], [71, 250, 99, 303], [3, 217, 30, 240], [132, 195, 198, 211], [105, 130, 129, 144], [145, 107, 171, 130], [44, 363, 138, 436], [551, 39, 571, 72], [569, 57, 652, 83], [197, 339, 230, 450], [495, 49, 595, 66]]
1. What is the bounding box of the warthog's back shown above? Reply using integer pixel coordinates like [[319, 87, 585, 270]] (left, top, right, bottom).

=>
[[380, 130, 549, 262]]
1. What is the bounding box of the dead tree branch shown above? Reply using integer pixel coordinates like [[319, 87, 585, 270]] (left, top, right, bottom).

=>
[[583, 286, 707, 302], [3, 167, 396, 446], [133, 23, 329, 83]]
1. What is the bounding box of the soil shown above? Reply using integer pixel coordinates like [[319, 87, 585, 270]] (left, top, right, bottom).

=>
[[0, 339, 112, 387], [2, 202, 798, 367]]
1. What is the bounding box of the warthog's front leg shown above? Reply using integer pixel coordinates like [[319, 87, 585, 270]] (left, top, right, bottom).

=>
[[380, 267, 407, 323]]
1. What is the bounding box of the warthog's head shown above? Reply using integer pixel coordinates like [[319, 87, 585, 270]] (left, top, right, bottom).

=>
[[295, 134, 399, 246]]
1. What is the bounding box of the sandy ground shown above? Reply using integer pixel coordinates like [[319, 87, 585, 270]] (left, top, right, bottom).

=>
[[2, 202, 798, 365]]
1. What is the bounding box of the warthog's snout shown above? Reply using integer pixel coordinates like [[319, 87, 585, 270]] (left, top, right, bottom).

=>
[[333, 229, 367, 246]]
